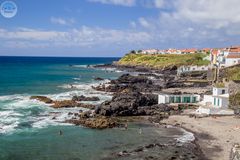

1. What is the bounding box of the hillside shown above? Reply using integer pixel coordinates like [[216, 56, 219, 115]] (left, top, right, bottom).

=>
[[117, 53, 210, 69], [224, 65, 240, 81]]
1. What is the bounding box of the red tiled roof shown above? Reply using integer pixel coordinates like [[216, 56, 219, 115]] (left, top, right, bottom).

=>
[[181, 48, 197, 52], [211, 49, 219, 55], [202, 48, 211, 51], [227, 54, 240, 58], [229, 48, 240, 53]]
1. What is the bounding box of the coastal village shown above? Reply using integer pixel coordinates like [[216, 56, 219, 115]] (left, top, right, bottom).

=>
[[29, 45, 240, 159], [130, 45, 240, 116]]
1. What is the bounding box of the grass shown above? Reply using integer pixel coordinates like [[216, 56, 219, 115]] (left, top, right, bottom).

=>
[[214, 82, 225, 88], [225, 65, 240, 81], [229, 92, 240, 109], [117, 53, 210, 69]]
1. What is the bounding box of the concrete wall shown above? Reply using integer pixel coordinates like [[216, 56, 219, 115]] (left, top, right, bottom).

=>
[[213, 97, 229, 108], [203, 95, 213, 105], [225, 58, 240, 67], [213, 87, 228, 96], [158, 94, 200, 104], [158, 95, 167, 104], [177, 65, 209, 75]]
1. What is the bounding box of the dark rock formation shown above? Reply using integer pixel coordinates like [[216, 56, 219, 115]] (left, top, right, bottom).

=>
[[72, 95, 100, 101], [93, 74, 163, 93], [50, 100, 95, 109], [95, 91, 164, 116], [30, 96, 53, 104], [66, 116, 117, 129], [94, 77, 104, 81], [30, 96, 96, 109]]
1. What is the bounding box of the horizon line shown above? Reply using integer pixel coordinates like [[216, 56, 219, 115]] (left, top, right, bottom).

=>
[[0, 55, 121, 58]]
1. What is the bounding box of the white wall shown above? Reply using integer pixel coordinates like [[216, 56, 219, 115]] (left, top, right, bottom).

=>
[[158, 95, 167, 104], [213, 87, 228, 96], [225, 58, 240, 67], [203, 95, 213, 105], [213, 97, 229, 108]]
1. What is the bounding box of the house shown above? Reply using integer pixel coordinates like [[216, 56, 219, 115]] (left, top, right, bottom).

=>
[[141, 49, 159, 54], [158, 94, 200, 104], [201, 48, 211, 54], [225, 54, 240, 67], [211, 49, 220, 65], [202, 87, 229, 108], [211, 46, 240, 67], [181, 48, 198, 54], [177, 65, 209, 75], [196, 86, 234, 115]]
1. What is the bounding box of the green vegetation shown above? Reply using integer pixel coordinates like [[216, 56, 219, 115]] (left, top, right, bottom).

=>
[[117, 53, 210, 68], [229, 92, 240, 109], [225, 65, 240, 81], [214, 82, 225, 88]]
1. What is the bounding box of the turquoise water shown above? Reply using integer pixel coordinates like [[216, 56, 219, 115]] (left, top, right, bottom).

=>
[[0, 56, 189, 160]]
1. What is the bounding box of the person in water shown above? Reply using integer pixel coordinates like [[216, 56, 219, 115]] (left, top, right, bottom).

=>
[[139, 128, 142, 134], [124, 123, 128, 130], [59, 130, 63, 135]]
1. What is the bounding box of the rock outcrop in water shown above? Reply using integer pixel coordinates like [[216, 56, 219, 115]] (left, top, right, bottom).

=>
[[66, 115, 118, 129], [30, 96, 96, 109], [72, 95, 100, 102], [30, 96, 53, 104]]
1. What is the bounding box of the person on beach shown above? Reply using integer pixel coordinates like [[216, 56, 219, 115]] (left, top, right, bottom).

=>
[[124, 123, 128, 130], [139, 128, 142, 134]]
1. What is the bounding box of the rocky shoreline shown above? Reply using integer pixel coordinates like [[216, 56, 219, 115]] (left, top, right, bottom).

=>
[[30, 63, 210, 159]]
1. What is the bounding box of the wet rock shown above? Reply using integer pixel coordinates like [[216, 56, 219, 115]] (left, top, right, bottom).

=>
[[30, 96, 53, 104], [96, 91, 159, 116], [72, 95, 100, 101], [50, 100, 95, 109], [50, 100, 78, 108], [94, 77, 104, 81], [66, 116, 117, 129]]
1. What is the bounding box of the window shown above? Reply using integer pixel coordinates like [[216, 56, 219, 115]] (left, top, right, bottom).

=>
[[218, 98, 220, 106], [169, 96, 175, 103], [175, 97, 181, 103], [222, 90, 225, 94], [183, 96, 191, 103], [192, 97, 197, 103], [214, 98, 216, 105]]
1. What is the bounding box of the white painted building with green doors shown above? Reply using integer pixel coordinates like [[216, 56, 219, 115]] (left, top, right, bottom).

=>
[[202, 87, 229, 108], [158, 94, 200, 104]]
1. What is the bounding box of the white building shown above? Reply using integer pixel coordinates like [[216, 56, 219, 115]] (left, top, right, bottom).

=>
[[158, 94, 200, 104], [177, 65, 209, 75], [225, 54, 240, 67], [202, 87, 229, 108]]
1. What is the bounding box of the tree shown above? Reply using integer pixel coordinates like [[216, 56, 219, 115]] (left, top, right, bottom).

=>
[[130, 50, 136, 54]]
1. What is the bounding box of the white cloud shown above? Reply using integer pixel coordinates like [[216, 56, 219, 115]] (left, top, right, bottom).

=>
[[88, 0, 136, 7], [50, 17, 75, 25], [172, 0, 240, 29], [138, 17, 152, 29], [130, 21, 136, 28], [140, 0, 165, 8], [0, 26, 152, 48]]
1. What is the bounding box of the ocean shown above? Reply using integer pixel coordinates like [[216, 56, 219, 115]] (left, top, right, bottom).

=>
[[0, 56, 194, 160]]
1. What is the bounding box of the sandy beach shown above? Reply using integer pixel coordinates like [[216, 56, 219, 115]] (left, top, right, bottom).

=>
[[162, 115, 240, 160]]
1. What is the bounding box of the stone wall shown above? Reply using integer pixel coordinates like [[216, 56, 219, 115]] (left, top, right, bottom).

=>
[[230, 144, 240, 160], [228, 80, 240, 95]]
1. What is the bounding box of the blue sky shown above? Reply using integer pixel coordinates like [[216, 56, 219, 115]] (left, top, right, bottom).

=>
[[0, 0, 240, 57]]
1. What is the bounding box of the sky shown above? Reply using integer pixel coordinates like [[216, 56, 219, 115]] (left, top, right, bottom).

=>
[[0, 0, 240, 57]]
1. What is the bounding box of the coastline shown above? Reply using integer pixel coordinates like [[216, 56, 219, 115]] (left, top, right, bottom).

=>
[[161, 115, 240, 160]]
